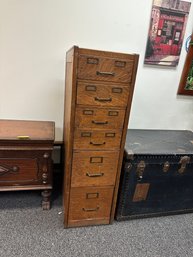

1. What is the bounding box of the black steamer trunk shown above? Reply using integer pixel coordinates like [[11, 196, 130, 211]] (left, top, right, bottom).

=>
[[116, 129, 193, 221]]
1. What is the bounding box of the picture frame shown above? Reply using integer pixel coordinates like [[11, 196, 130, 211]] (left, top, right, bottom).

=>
[[178, 34, 193, 95], [144, 0, 191, 67]]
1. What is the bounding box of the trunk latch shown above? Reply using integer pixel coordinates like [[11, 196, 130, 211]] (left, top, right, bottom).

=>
[[178, 156, 190, 174], [137, 161, 146, 179]]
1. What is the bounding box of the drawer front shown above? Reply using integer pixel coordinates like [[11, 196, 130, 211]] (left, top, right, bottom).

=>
[[0, 149, 52, 186], [77, 82, 130, 107], [77, 55, 134, 83], [73, 129, 122, 150], [71, 151, 119, 187], [75, 107, 125, 129], [0, 158, 40, 185], [68, 186, 114, 221]]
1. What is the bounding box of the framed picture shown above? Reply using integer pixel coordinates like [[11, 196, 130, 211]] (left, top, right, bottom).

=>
[[144, 0, 191, 67], [178, 34, 193, 95]]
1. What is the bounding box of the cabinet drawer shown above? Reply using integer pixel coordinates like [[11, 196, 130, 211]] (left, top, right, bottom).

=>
[[73, 129, 122, 150], [75, 107, 125, 129], [0, 158, 40, 185], [71, 151, 119, 187], [77, 82, 130, 107], [68, 186, 114, 222], [77, 55, 134, 83]]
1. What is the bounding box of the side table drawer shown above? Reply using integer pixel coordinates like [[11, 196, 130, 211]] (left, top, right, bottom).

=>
[[68, 186, 114, 225], [0, 158, 39, 185], [71, 151, 119, 187], [0, 150, 52, 186], [75, 107, 125, 129], [73, 129, 122, 150]]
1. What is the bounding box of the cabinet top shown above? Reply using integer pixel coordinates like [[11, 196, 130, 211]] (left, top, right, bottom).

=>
[[67, 46, 139, 60], [0, 119, 55, 142]]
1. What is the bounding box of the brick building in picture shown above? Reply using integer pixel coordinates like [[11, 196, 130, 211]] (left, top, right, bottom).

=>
[[145, 0, 191, 66]]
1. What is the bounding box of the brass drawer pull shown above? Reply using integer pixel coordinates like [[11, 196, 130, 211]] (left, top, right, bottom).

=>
[[96, 71, 115, 76], [90, 142, 106, 146], [82, 207, 99, 212], [86, 172, 104, 177], [94, 97, 112, 102], [92, 120, 108, 125]]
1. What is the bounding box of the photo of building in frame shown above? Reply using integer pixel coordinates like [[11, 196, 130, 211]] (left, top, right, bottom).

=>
[[144, 0, 191, 67]]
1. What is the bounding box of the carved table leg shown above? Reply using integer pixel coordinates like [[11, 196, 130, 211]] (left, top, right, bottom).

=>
[[41, 190, 51, 210]]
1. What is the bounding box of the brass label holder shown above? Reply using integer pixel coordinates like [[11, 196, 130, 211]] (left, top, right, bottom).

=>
[[90, 157, 103, 163], [83, 110, 94, 115], [133, 183, 150, 202], [86, 192, 99, 199], [87, 57, 99, 65], [108, 111, 118, 116]]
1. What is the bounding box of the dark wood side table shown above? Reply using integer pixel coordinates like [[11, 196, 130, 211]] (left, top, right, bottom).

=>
[[0, 119, 55, 210]]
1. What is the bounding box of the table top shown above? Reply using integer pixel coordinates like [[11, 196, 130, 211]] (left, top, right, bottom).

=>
[[0, 120, 55, 142]]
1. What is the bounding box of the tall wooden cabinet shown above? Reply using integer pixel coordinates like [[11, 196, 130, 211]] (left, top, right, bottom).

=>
[[63, 46, 139, 228]]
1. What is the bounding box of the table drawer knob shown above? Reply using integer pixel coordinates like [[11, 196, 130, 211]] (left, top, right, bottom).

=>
[[43, 153, 49, 159], [42, 173, 48, 179], [12, 166, 19, 172]]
